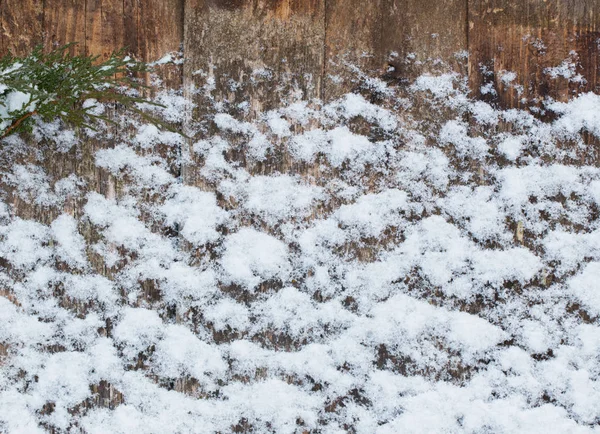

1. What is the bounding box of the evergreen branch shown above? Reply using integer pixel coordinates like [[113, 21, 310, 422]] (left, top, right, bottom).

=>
[[0, 43, 179, 139], [1, 110, 38, 139]]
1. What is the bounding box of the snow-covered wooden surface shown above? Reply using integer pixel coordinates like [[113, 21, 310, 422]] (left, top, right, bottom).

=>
[[1, 1, 600, 433], [2, 0, 598, 104]]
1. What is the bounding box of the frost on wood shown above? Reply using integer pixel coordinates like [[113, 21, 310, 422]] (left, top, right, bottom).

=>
[[1, 63, 600, 434]]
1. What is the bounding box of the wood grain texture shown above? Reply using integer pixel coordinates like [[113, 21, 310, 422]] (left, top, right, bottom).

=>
[[3, 0, 83, 228], [124, 0, 185, 62], [182, 0, 326, 190], [324, 0, 468, 98], [468, 0, 600, 109], [127, 0, 185, 88], [324, 0, 384, 98], [1, 0, 600, 428], [0, 0, 44, 56], [86, 0, 125, 59], [383, 0, 468, 77], [183, 0, 325, 114], [43, 0, 86, 55], [136, 0, 184, 62]]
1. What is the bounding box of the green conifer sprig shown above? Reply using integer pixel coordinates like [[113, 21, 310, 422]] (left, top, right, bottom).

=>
[[0, 43, 173, 139]]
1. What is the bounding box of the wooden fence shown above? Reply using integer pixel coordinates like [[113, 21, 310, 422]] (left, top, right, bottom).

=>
[[3, 0, 599, 109], [0, 0, 599, 423]]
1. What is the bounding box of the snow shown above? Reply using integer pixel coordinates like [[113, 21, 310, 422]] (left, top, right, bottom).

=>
[[439, 119, 489, 159], [569, 262, 600, 317], [336, 189, 410, 237], [0, 91, 34, 132], [549, 92, 600, 139], [544, 55, 585, 83], [0, 218, 51, 270], [290, 128, 328, 162], [411, 72, 460, 99], [152, 324, 226, 385], [1, 59, 600, 434], [266, 111, 292, 137], [233, 174, 324, 225], [498, 133, 525, 161], [113, 307, 165, 360], [50, 214, 88, 269], [160, 185, 228, 245], [221, 228, 290, 289], [332, 93, 398, 131]]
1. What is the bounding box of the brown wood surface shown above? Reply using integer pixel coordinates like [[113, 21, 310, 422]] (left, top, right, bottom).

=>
[[1, 0, 600, 424], [85, 0, 125, 59], [324, 0, 468, 98], [183, 0, 325, 114], [136, 0, 184, 62], [384, 0, 468, 76], [468, 0, 600, 109], [0, 0, 43, 56], [1, 0, 184, 253], [137, 0, 185, 88], [323, 0, 384, 98], [43, 0, 86, 55], [181, 0, 326, 189], [5, 1, 598, 107]]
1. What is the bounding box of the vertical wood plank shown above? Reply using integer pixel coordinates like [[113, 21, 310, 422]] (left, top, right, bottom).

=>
[[183, 0, 325, 115], [123, 0, 140, 60], [0, 0, 44, 56], [324, 0, 384, 98], [324, 0, 468, 99], [182, 0, 326, 190], [383, 0, 468, 77], [0, 0, 85, 227], [468, 0, 600, 109], [86, 0, 125, 59], [43, 0, 87, 55], [137, 0, 184, 62], [128, 0, 185, 88], [83, 0, 125, 191]]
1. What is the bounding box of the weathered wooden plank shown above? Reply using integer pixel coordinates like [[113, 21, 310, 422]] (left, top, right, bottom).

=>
[[0, 1, 82, 226], [323, 0, 384, 98], [383, 0, 468, 77], [0, 0, 43, 56], [82, 0, 125, 205], [43, 0, 86, 55], [123, 0, 140, 59], [182, 0, 326, 191], [183, 0, 325, 115], [137, 0, 184, 62], [86, 0, 125, 59], [468, 0, 600, 109], [324, 0, 468, 99], [127, 0, 184, 88]]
